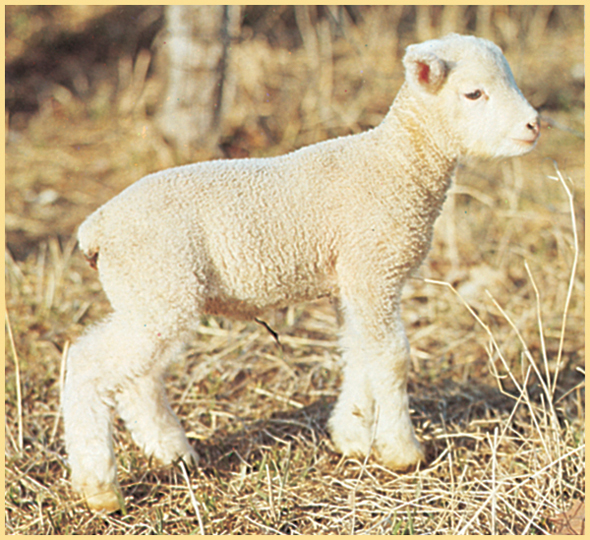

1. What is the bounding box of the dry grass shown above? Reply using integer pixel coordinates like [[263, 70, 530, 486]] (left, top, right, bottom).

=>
[[5, 6, 585, 534]]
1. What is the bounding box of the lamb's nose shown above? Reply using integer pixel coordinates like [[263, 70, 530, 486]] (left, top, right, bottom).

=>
[[527, 117, 541, 140]]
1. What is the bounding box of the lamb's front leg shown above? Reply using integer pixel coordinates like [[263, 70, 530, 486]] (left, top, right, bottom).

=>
[[366, 315, 424, 469], [329, 297, 424, 469], [328, 319, 375, 459]]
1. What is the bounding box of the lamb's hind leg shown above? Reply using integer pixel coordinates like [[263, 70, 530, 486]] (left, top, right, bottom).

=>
[[63, 313, 191, 512], [114, 361, 198, 468], [63, 314, 129, 512]]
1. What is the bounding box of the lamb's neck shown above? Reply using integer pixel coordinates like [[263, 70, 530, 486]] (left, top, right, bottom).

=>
[[376, 84, 459, 204]]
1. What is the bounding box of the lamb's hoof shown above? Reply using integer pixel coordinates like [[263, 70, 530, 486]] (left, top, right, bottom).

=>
[[330, 431, 371, 461], [328, 409, 372, 460], [376, 440, 425, 471], [330, 414, 425, 470], [82, 484, 124, 514], [149, 436, 199, 468], [175, 447, 199, 469]]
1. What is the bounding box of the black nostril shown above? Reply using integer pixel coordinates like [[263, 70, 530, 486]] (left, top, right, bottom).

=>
[[527, 119, 540, 134]]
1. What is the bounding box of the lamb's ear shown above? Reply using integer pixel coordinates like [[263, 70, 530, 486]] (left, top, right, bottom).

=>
[[403, 47, 448, 93]]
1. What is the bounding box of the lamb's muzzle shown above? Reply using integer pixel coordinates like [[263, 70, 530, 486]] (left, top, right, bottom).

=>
[[64, 33, 539, 512], [523, 118, 541, 143]]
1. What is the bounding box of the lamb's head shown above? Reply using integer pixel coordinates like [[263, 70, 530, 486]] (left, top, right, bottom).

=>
[[402, 33, 540, 159]]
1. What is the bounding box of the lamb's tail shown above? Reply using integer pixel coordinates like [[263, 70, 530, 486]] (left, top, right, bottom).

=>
[[77, 208, 105, 270]]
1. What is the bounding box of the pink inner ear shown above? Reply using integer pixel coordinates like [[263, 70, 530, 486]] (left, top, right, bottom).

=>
[[418, 62, 430, 84]]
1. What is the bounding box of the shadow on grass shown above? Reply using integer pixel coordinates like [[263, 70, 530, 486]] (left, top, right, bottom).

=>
[[195, 397, 334, 474]]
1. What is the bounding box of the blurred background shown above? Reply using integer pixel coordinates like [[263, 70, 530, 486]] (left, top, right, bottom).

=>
[[5, 5, 584, 259]]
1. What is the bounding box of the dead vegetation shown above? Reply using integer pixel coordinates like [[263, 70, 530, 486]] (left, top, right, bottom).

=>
[[5, 5, 585, 534]]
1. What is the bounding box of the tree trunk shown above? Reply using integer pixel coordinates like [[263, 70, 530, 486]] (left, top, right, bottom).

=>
[[157, 5, 241, 161]]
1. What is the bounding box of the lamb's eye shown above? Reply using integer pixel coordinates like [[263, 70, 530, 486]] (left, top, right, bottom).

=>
[[465, 90, 483, 100]]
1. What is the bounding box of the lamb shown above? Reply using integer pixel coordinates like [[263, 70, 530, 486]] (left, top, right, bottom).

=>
[[63, 33, 540, 512]]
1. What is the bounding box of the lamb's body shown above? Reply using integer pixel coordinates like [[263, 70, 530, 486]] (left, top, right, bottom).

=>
[[64, 34, 539, 512], [82, 115, 451, 319]]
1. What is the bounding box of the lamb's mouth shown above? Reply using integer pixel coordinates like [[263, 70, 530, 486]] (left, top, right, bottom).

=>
[[512, 137, 539, 145]]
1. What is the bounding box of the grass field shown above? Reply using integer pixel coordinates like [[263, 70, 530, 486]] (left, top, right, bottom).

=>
[[5, 6, 585, 534]]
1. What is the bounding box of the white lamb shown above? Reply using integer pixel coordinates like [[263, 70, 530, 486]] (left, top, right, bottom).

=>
[[64, 34, 539, 512]]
